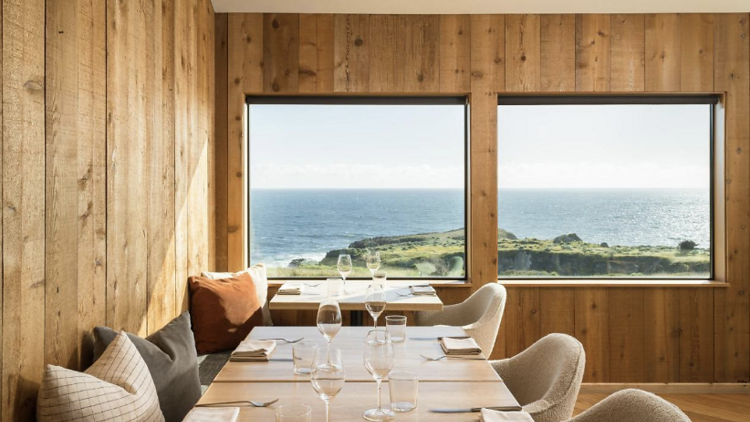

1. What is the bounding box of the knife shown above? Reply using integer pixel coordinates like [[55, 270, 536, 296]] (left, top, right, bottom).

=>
[[429, 406, 523, 413], [230, 358, 294, 362], [408, 336, 471, 341]]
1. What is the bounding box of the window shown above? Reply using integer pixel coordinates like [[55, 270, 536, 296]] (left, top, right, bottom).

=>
[[497, 95, 718, 279], [248, 96, 467, 279]]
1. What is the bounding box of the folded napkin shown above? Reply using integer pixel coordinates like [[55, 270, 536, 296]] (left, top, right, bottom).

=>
[[480, 409, 534, 422], [410, 285, 436, 296], [230, 339, 277, 362], [440, 337, 482, 355], [184, 407, 240, 422], [277, 283, 304, 295]]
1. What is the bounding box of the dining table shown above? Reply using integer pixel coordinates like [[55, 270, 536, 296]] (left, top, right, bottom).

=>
[[199, 326, 521, 421]]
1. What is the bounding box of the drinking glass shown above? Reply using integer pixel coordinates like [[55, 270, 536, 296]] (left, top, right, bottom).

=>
[[292, 341, 318, 375], [311, 346, 346, 422], [366, 250, 381, 275], [337, 254, 353, 292], [317, 300, 342, 363], [365, 284, 387, 328], [326, 278, 342, 298], [363, 330, 395, 421], [388, 371, 418, 412], [385, 315, 407, 343], [372, 270, 386, 287], [276, 404, 312, 422]]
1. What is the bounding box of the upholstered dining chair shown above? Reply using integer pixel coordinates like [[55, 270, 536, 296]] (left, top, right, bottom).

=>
[[414, 283, 507, 356], [567, 389, 691, 422], [490, 334, 586, 422]]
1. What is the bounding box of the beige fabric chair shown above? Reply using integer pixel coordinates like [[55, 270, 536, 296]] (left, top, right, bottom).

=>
[[414, 283, 506, 356], [490, 334, 585, 422], [568, 389, 691, 422]]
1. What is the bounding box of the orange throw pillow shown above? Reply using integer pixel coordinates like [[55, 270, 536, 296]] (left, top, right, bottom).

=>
[[188, 273, 264, 354]]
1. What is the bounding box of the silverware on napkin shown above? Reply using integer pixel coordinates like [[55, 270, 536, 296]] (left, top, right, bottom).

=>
[[409, 336, 470, 341], [429, 406, 523, 413]]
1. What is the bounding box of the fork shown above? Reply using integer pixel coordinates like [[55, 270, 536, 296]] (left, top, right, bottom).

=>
[[420, 354, 486, 361], [258, 337, 304, 343], [196, 398, 280, 408], [395, 292, 413, 297]]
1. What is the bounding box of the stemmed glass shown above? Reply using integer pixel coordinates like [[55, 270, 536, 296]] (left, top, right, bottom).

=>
[[365, 250, 381, 276], [365, 284, 387, 328], [311, 346, 346, 422], [317, 300, 342, 364], [363, 330, 395, 421], [337, 254, 353, 293]]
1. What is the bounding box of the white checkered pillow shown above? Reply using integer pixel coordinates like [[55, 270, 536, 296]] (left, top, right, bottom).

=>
[[37, 331, 164, 422]]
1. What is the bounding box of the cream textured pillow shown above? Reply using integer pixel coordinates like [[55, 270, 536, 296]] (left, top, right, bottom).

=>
[[37, 331, 164, 422], [202, 263, 268, 305]]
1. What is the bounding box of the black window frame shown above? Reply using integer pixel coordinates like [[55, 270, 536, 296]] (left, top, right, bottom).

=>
[[496, 94, 719, 280], [246, 95, 471, 281]]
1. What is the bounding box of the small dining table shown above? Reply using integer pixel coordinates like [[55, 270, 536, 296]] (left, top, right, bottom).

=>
[[199, 326, 520, 421]]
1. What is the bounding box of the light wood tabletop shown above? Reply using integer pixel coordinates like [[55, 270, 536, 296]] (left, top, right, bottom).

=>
[[198, 381, 520, 422], [269, 281, 444, 311], [213, 326, 501, 383]]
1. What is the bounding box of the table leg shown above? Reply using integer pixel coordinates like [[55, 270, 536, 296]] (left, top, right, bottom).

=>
[[350, 310, 364, 326]]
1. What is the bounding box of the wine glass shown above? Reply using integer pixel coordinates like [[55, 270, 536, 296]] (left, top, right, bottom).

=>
[[365, 284, 387, 328], [337, 254, 353, 292], [311, 346, 346, 422], [365, 250, 381, 276], [317, 300, 342, 363], [363, 330, 395, 421]]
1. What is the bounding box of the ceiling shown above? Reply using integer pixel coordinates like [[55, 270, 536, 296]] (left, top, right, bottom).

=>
[[211, 0, 750, 14]]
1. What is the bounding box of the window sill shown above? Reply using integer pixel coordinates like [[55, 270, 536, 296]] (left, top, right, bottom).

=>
[[267, 279, 470, 288], [499, 279, 728, 288]]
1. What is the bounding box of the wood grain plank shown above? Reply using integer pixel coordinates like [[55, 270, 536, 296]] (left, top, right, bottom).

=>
[[679, 14, 714, 92], [503, 288, 540, 357], [643, 288, 680, 383], [680, 288, 714, 382], [0, 0, 4, 415], [540, 14, 575, 92], [440, 15, 470, 93], [299, 14, 334, 93], [368, 14, 405, 93], [575, 289, 610, 382], [469, 14, 503, 289], [713, 13, 750, 383], [213, 13, 228, 271], [610, 14, 645, 92], [334, 14, 369, 92], [404, 15, 440, 92], [2, 0, 46, 419], [505, 14, 540, 92], [576, 14, 611, 92], [227, 13, 262, 271], [174, 0, 190, 311], [539, 288, 575, 336], [264, 14, 298, 93], [608, 288, 645, 382], [645, 14, 681, 91]]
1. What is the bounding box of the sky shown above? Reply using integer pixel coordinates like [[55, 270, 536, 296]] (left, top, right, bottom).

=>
[[249, 103, 711, 189]]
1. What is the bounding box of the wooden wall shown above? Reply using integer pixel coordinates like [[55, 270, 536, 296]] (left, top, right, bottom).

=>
[[0, 0, 215, 420], [214, 13, 750, 384]]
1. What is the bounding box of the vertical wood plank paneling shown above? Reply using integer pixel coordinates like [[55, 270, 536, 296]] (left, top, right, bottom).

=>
[[214, 13, 228, 270], [367, 15, 405, 93], [540, 14, 575, 92], [575, 289, 610, 382], [0, 0, 4, 414], [299, 14, 334, 93], [504, 288, 540, 357], [644, 289, 680, 382], [610, 14, 645, 92], [469, 14, 503, 291], [645, 14, 681, 91], [714, 13, 750, 383], [439, 15, 470, 93], [576, 14, 611, 91], [264, 14, 299, 93], [2, 0, 46, 419], [404, 15, 440, 92], [334, 14, 369, 92], [680, 14, 714, 92], [609, 288, 645, 382], [505, 14, 540, 92], [539, 288, 575, 336], [174, 0, 190, 310]]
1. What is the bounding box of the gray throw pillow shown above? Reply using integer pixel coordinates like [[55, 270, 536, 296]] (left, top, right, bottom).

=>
[[93, 311, 201, 422]]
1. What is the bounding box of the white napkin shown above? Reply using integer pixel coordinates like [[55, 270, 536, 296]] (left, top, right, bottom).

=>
[[184, 407, 240, 422], [480, 409, 534, 422], [410, 285, 436, 296], [440, 337, 482, 355], [277, 283, 304, 295], [230, 339, 277, 361]]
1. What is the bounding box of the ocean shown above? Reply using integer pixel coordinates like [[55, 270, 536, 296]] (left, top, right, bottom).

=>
[[249, 188, 710, 267]]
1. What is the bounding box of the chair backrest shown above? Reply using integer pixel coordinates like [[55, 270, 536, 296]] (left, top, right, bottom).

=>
[[568, 389, 691, 422], [493, 333, 585, 422], [462, 283, 507, 356]]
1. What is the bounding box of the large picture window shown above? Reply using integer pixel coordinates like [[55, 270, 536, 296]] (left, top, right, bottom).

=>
[[497, 95, 718, 279], [248, 96, 468, 279]]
